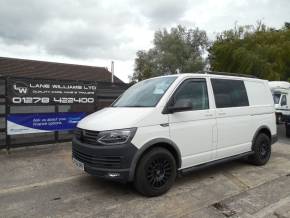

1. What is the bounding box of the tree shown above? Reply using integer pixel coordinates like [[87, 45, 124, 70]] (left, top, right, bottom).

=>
[[132, 25, 208, 82], [209, 22, 290, 81]]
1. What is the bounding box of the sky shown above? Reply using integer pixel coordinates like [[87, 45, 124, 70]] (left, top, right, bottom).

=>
[[0, 0, 290, 83]]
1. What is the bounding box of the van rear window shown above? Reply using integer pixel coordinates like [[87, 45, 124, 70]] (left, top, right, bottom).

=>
[[211, 79, 249, 108]]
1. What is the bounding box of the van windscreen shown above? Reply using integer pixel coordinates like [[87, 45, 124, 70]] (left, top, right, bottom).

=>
[[112, 76, 177, 107]]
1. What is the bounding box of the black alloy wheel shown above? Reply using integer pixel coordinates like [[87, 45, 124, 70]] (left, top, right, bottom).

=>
[[259, 140, 271, 161], [147, 158, 172, 188], [248, 133, 271, 166], [134, 147, 176, 197]]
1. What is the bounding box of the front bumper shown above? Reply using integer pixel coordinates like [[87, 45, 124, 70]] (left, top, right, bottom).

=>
[[72, 137, 138, 182]]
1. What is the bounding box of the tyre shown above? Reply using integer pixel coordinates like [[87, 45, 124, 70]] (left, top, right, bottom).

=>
[[248, 133, 271, 166], [134, 147, 176, 197]]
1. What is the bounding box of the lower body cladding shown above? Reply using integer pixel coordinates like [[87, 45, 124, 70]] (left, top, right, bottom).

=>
[[72, 137, 138, 182], [72, 132, 276, 197], [72, 133, 278, 182]]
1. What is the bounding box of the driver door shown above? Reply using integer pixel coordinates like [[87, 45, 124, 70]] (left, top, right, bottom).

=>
[[168, 78, 216, 169]]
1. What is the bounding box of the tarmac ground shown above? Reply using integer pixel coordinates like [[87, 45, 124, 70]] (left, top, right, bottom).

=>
[[0, 125, 290, 217]]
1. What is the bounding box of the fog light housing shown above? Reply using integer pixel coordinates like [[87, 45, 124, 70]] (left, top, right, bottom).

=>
[[107, 172, 120, 178]]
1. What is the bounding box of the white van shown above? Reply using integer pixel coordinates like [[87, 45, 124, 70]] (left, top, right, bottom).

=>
[[268, 81, 290, 123], [73, 72, 277, 196]]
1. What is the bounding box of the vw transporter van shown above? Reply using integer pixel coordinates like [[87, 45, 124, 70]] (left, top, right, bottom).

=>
[[72, 72, 277, 196]]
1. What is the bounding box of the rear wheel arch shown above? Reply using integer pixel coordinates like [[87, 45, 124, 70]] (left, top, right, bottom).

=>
[[129, 138, 181, 181], [252, 126, 271, 149]]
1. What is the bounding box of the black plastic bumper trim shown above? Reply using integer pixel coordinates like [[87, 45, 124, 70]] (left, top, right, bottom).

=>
[[72, 137, 138, 182]]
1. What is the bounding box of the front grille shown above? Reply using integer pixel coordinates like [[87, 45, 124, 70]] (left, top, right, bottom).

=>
[[75, 128, 100, 145], [72, 148, 122, 169]]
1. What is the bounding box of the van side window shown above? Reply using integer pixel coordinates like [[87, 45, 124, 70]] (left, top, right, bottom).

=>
[[173, 79, 209, 110], [211, 79, 249, 108], [281, 95, 287, 106]]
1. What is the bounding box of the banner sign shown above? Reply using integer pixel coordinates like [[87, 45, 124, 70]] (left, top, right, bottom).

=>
[[7, 78, 97, 104], [7, 112, 86, 135]]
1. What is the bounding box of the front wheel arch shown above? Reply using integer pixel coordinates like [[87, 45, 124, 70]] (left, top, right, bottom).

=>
[[129, 139, 181, 181]]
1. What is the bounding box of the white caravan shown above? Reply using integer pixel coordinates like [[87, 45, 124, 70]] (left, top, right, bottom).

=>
[[268, 81, 290, 123], [73, 72, 277, 197]]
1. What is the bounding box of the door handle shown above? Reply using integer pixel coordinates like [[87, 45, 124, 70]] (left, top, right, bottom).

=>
[[218, 112, 226, 116], [205, 114, 213, 117]]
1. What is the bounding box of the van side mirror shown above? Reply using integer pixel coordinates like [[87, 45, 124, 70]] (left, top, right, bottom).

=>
[[167, 99, 193, 113]]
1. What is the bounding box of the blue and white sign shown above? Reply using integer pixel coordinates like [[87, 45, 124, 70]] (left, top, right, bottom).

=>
[[7, 112, 86, 135], [8, 78, 97, 105]]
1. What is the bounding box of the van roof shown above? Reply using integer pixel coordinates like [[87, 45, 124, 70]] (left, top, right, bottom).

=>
[[268, 81, 290, 89], [155, 71, 263, 81]]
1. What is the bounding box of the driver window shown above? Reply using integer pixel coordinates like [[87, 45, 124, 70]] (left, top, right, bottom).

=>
[[173, 79, 209, 110]]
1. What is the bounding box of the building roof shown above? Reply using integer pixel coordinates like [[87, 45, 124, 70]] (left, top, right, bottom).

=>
[[0, 57, 123, 83]]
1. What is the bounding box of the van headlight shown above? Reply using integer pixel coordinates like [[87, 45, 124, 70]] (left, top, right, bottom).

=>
[[97, 128, 137, 145]]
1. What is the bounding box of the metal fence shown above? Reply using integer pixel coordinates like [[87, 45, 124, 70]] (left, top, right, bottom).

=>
[[0, 76, 129, 150]]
